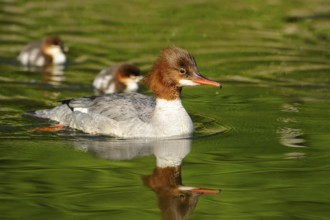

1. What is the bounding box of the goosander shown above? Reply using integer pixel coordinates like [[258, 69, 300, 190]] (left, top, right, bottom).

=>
[[93, 64, 142, 94], [17, 35, 67, 66], [30, 46, 221, 138]]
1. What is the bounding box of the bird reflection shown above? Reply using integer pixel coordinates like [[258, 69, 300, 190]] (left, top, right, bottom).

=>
[[20, 64, 66, 86], [277, 102, 307, 159], [41, 64, 66, 86], [73, 137, 219, 219]]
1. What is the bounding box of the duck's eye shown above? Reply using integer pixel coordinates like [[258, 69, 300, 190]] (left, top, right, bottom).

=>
[[179, 193, 186, 200], [179, 68, 186, 74]]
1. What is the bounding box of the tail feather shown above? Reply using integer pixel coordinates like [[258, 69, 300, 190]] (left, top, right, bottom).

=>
[[24, 104, 72, 123], [24, 110, 38, 117]]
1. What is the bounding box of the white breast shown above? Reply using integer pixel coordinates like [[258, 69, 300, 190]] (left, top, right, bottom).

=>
[[125, 81, 139, 92], [53, 52, 66, 64], [152, 99, 194, 137], [29, 48, 39, 62], [48, 47, 66, 64]]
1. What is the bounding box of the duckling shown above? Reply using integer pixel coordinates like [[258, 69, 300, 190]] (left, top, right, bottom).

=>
[[93, 64, 142, 94], [18, 35, 67, 66]]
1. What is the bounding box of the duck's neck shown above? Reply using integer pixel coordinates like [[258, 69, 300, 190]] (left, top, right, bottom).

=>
[[145, 66, 182, 100], [114, 74, 126, 92], [153, 86, 182, 100]]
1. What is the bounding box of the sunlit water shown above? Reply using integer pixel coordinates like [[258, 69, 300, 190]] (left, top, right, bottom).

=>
[[1, 0, 330, 219]]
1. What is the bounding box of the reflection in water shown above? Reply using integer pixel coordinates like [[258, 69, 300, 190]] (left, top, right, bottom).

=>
[[75, 138, 154, 160], [277, 102, 307, 159], [41, 65, 66, 86], [20, 64, 66, 86], [73, 138, 219, 219], [277, 127, 305, 148]]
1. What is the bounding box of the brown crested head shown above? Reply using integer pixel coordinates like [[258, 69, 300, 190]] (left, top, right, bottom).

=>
[[144, 47, 221, 100], [116, 64, 141, 78], [42, 35, 66, 52]]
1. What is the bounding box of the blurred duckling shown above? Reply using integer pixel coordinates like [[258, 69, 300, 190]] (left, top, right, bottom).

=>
[[93, 63, 143, 94], [17, 35, 67, 66]]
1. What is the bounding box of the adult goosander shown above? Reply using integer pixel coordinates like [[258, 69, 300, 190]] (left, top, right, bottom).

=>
[[17, 35, 67, 66], [93, 64, 143, 94], [30, 46, 221, 138]]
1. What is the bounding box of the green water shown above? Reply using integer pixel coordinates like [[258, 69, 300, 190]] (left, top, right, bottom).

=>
[[1, 0, 330, 219]]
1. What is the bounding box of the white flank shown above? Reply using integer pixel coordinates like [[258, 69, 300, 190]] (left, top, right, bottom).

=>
[[74, 108, 88, 113], [104, 83, 115, 94], [35, 56, 45, 66], [93, 74, 113, 89], [29, 48, 39, 62], [18, 52, 29, 65]]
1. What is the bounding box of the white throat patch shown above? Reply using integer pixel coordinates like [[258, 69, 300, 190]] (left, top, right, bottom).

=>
[[179, 79, 199, 86]]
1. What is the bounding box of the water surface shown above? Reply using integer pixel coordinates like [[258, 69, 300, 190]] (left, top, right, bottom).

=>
[[1, 0, 330, 219]]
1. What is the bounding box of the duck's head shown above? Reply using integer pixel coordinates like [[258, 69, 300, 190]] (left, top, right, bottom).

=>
[[42, 35, 67, 58], [116, 64, 143, 87], [145, 47, 221, 100]]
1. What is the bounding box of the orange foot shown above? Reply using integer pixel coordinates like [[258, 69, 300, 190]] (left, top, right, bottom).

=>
[[32, 124, 65, 132]]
